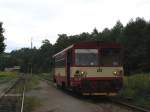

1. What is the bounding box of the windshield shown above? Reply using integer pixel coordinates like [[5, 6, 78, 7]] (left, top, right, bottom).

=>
[[101, 48, 121, 66], [75, 49, 98, 66]]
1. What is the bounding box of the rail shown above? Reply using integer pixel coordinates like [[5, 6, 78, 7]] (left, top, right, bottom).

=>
[[21, 84, 25, 112], [110, 98, 150, 112], [0, 76, 26, 112]]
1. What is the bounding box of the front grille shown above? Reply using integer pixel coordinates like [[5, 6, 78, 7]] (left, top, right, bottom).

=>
[[81, 79, 122, 92]]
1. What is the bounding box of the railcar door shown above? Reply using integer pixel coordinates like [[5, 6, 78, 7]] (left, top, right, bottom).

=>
[[66, 50, 72, 87]]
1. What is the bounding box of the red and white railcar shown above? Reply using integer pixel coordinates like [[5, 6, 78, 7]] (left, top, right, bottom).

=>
[[52, 41, 123, 96]]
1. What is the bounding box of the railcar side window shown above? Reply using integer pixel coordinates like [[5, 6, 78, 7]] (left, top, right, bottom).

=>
[[101, 48, 121, 66], [75, 49, 98, 66], [55, 58, 65, 67]]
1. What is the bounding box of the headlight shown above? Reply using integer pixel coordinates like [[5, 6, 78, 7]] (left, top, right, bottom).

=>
[[113, 71, 117, 75], [81, 71, 87, 77], [113, 70, 123, 76], [81, 71, 84, 75], [74, 70, 87, 77]]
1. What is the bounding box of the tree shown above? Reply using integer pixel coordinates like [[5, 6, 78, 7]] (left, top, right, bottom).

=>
[[10, 48, 38, 73], [91, 28, 99, 39], [0, 22, 5, 53], [0, 53, 11, 70], [37, 39, 53, 72], [54, 34, 69, 53], [122, 17, 148, 73], [91, 28, 103, 41], [101, 28, 111, 42], [110, 20, 124, 42]]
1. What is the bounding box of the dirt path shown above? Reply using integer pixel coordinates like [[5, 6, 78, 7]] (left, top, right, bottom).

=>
[[27, 80, 134, 112]]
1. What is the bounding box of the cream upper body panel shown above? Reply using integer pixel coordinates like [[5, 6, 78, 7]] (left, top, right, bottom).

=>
[[55, 67, 66, 76], [70, 67, 123, 77]]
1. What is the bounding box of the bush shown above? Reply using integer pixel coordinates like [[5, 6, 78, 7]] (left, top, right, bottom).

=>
[[119, 73, 150, 106]]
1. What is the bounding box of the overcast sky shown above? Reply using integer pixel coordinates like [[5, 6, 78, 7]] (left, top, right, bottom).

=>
[[0, 0, 150, 52]]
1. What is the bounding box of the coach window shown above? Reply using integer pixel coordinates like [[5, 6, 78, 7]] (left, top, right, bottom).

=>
[[75, 49, 98, 66]]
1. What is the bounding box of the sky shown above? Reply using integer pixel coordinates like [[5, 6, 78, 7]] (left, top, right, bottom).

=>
[[0, 0, 150, 52]]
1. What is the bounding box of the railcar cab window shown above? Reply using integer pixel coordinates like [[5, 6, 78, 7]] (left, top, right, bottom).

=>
[[101, 48, 121, 66], [75, 49, 98, 66]]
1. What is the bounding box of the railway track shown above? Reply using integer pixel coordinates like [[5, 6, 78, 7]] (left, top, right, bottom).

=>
[[92, 96, 150, 112], [71, 93, 150, 112], [0, 76, 26, 112], [110, 98, 150, 112]]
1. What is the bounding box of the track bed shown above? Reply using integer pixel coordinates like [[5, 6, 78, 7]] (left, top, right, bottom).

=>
[[0, 78, 25, 112], [28, 79, 139, 112]]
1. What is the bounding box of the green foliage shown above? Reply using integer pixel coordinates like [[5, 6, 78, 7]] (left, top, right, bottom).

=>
[[0, 22, 5, 53], [0, 53, 11, 70], [25, 75, 40, 91], [119, 73, 150, 106], [0, 71, 17, 77], [24, 97, 41, 112], [122, 18, 150, 74], [0, 71, 17, 83], [10, 48, 38, 73], [5, 39, 54, 73], [24, 76, 41, 112], [37, 39, 53, 72]]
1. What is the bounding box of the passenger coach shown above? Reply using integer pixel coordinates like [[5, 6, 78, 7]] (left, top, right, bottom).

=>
[[52, 41, 123, 96]]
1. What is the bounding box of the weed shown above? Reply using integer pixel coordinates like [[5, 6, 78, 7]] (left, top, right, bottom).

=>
[[24, 96, 41, 112], [119, 73, 150, 107], [25, 75, 40, 91]]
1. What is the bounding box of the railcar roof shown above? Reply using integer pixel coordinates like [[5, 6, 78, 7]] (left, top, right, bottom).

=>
[[53, 45, 74, 57], [52, 41, 122, 58]]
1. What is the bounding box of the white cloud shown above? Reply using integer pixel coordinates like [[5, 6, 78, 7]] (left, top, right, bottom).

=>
[[0, 0, 150, 52]]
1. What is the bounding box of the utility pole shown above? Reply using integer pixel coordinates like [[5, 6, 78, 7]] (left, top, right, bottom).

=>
[[31, 37, 33, 49]]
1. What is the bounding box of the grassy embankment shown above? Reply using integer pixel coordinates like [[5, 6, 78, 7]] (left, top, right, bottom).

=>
[[0, 71, 17, 84], [119, 73, 150, 108]]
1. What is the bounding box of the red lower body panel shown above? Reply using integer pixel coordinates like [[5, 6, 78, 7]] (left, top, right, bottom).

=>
[[70, 77, 123, 93], [55, 75, 123, 95]]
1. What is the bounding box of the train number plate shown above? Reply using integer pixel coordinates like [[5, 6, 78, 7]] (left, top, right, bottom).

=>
[[97, 68, 102, 72]]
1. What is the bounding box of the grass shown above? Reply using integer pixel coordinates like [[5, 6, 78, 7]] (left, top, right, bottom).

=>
[[25, 75, 40, 91], [119, 73, 150, 107], [24, 75, 42, 112], [24, 96, 41, 112], [0, 71, 17, 83], [38, 73, 52, 81]]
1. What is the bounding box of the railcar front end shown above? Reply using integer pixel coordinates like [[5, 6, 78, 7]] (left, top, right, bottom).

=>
[[70, 47, 123, 96]]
